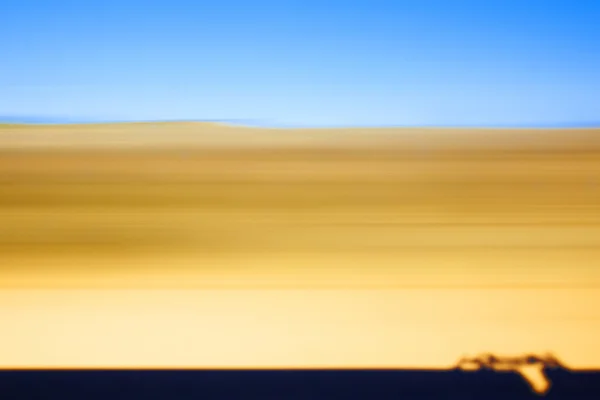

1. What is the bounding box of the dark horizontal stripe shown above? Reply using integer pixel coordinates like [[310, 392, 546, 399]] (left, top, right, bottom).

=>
[[0, 368, 598, 399]]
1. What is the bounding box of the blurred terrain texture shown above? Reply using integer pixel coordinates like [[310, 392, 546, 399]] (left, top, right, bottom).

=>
[[1, 122, 599, 289], [0, 122, 599, 376]]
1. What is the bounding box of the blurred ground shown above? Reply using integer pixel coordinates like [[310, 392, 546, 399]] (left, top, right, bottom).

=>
[[0, 123, 599, 369]]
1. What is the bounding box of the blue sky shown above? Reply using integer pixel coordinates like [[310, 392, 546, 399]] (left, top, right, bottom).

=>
[[1, 0, 599, 127]]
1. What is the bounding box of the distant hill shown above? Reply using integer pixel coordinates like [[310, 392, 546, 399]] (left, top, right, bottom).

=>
[[1, 121, 600, 152], [1, 115, 599, 129]]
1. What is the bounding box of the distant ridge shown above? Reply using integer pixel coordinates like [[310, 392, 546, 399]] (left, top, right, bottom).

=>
[[1, 115, 600, 129], [1, 121, 600, 151]]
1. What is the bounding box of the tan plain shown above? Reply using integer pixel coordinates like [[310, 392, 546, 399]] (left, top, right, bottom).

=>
[[0, 123, 599, 370]]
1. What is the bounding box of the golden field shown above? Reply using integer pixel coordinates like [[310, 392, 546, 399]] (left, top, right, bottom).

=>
[[0, 122, 599, 370]]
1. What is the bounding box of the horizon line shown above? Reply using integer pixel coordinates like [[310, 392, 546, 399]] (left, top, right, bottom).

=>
[[1, 117, 600, 130]]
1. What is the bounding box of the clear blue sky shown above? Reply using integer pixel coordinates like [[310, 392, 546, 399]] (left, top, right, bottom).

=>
[[1, 0, 599, 127]]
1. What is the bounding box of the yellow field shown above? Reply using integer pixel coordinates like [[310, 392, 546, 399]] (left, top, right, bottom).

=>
[[0, 123, 599, 370]]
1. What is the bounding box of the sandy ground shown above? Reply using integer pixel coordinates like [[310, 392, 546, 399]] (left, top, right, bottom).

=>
[[0, 123, 599, 369]]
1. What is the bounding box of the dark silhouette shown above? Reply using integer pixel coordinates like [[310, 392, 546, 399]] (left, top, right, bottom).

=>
[[456, 352, 566, 395], [1, 354, 598, 399]]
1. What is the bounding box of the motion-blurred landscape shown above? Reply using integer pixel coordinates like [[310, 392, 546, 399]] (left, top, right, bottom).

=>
[[1, 122, 599, 374], [2, 1, 600, 397], [2, 123, 600, 289]]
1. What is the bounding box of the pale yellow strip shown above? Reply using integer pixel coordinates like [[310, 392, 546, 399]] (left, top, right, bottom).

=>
[[1, 288, 599, 369]]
